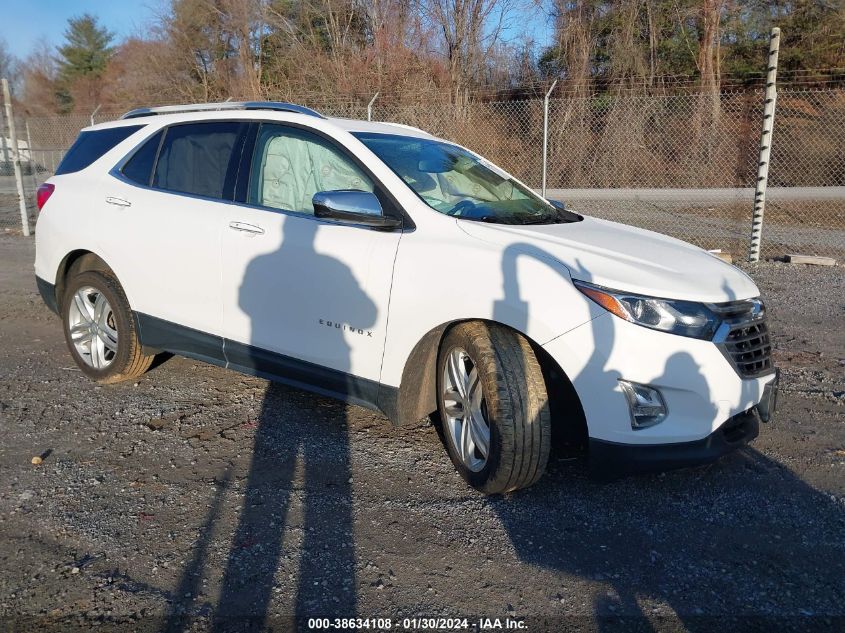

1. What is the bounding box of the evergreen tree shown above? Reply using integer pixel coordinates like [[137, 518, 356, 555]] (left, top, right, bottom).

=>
[[56, 14, 115, 111]]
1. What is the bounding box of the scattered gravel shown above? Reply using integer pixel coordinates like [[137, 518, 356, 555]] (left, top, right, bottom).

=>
[[1, 235, 843, 631]]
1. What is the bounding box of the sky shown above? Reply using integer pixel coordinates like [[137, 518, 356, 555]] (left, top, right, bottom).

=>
[[1, 0, 161, 58], [0, 0, 553, 60]]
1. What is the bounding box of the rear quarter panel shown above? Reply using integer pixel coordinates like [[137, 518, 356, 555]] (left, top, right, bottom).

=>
[[35, 172, 109, 286], [34, 124, 160, 307]]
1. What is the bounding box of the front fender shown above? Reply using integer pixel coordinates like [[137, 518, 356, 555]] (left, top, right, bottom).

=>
[[380, 223, 603, 426]]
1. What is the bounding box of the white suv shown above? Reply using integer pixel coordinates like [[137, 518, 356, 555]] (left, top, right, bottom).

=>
[[34, 102, 778, 493]]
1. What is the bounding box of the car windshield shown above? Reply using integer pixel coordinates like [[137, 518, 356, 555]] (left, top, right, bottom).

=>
[[353, 132, 578, 225]]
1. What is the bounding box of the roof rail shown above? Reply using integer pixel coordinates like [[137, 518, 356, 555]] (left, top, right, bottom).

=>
[[121, 101, 325, 120]]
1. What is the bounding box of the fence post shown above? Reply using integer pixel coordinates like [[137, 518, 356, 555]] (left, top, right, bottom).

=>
[[0, 103, 9, 165], [748, 28, 780, 262], [25, 120, 38, 188], [367, 92, 379, 122], [90, 104, 102, 126], [2, 78, 30, 237], [541, 79, 558, 198]]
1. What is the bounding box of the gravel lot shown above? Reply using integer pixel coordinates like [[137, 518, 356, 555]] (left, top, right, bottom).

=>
[[1, 234, 843, 632]]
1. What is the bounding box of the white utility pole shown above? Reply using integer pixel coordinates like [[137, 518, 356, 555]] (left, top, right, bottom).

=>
[[748, 28, 781, 262]]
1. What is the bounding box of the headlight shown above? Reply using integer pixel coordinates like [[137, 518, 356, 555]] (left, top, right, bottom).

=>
[[573, 280, 720, 340]]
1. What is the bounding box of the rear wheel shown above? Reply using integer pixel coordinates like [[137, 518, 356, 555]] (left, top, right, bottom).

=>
[[436, 322, 551, 494], [62, 270, 155, 383]]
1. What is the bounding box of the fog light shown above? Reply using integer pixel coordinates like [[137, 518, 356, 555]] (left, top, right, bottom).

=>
[[619, 381, 667, 429]]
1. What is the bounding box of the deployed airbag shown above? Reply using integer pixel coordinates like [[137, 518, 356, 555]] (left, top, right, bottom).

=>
[[259, 134, 373, 213]]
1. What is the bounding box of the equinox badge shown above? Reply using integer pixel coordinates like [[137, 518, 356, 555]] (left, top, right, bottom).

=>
[[319, 319, 374, 337]]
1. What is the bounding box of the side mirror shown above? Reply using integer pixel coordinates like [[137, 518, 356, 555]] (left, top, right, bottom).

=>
[[312, 190, 401, 229], [548, 199, 567, 210]]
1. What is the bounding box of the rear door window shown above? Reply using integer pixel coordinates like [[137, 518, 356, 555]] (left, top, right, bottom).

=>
[[121, 130, 163, 186], [153, 122, 247, 200], [56, 125, 143, 175]]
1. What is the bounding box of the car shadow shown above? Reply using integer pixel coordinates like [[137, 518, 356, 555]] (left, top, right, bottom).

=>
[[488, 239, 844, 628], [490, 444, 845, 628]]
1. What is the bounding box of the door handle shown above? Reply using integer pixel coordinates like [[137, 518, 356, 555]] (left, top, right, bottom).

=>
[[228, 221, 265, 235], [105, 196, 131, 207]]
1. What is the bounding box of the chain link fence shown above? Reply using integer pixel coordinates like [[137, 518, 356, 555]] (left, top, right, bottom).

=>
[[2, 88, 843, 260]]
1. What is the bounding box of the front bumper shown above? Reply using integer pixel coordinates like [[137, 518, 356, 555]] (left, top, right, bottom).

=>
[[590, 408, 759, 476], [543, 312, 778, 449]]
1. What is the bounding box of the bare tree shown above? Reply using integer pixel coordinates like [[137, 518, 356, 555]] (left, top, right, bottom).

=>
[[220, 0, 267, 99], [548, 0, 597, 93], [417, 0, 517, 105], [0, 38, 19, 89], [696, 0, 726, 94], [20, 40, 59, 117]]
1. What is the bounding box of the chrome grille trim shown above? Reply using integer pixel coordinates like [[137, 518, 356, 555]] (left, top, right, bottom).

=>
[[711, 298, 775, 378]]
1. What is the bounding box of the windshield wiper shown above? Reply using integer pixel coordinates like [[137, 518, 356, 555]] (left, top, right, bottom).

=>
[[458, 214, 501, 224], [458, 211, 577, 226], [522, 207, 583, 225], [520, 214, 559, 225]]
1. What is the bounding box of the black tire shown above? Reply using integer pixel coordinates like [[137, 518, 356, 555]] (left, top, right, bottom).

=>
[[436, 322, 551, 494], [61, 270, 155, 384]]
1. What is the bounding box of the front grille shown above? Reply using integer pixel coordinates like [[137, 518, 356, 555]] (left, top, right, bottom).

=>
[[712, 298, 774, 378], [721, 319, 773, 378]]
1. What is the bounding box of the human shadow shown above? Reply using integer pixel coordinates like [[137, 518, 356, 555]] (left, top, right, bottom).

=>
[[210, 217, 373, 630], [488, 243, 844, 629], [164, 469, 231, 632]]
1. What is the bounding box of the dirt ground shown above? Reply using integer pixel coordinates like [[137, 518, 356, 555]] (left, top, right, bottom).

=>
[[1, 234, 843, 632]]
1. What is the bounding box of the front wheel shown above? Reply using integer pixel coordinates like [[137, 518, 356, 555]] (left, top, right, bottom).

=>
[[436, 322, 551, 494], [62, 270, 155, 384]]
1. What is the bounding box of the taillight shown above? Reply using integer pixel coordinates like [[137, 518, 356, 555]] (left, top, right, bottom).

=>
[[36, 183, 55, 211]]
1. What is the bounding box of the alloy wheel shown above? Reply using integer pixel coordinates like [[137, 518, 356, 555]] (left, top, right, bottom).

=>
[[442, 348, 490, 472], [67, 285, 118, 369]]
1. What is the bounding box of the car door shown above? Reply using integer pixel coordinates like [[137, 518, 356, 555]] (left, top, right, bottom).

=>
[[104, 120, 249, 359], [220, 122, 403, 394]]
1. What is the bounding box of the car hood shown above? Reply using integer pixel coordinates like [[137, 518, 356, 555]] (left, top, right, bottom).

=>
[[457, 215, 759, 303]]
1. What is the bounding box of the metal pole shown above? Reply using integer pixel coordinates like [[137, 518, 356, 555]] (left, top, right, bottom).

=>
[[748, 28, 780, 262], [25, 120, 38, 188], [367, 92, 379, 122], [542, 79, 558, 198], [2, 78, 30, 236], [90, 104, 102, 126], [0, 105, 9, 165]]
